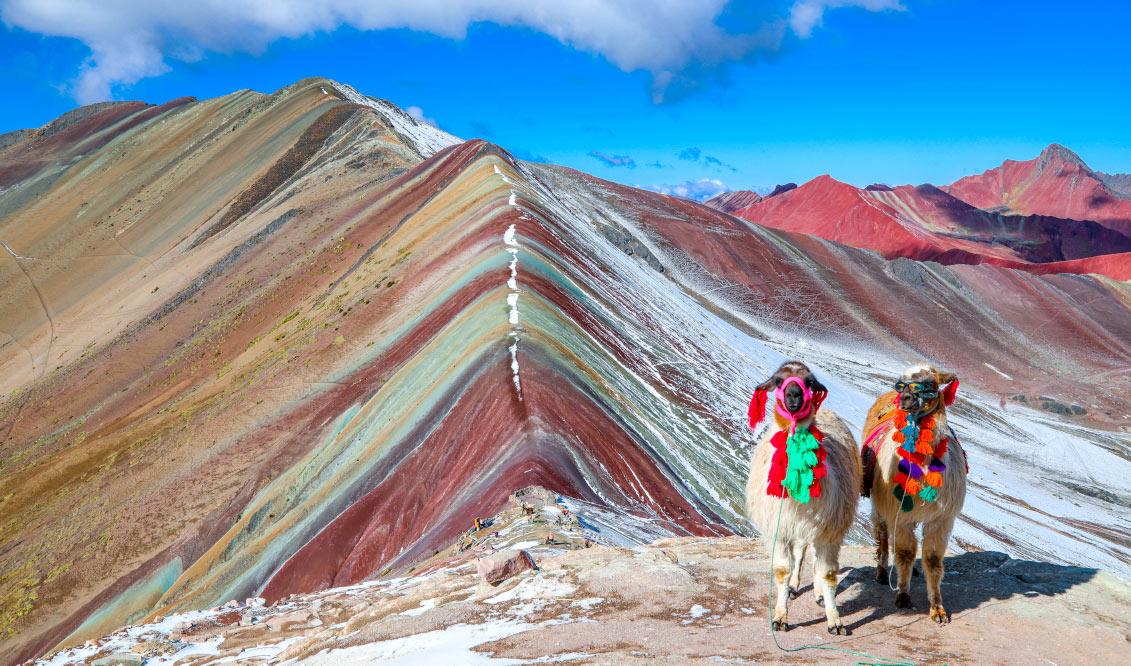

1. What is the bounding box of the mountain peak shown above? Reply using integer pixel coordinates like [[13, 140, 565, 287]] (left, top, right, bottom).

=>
[[1037, 143, 1089, 172]]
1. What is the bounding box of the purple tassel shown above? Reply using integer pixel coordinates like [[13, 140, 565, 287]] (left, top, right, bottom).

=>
[[907, 464, 924, 479], [897, 459, 910, 474]]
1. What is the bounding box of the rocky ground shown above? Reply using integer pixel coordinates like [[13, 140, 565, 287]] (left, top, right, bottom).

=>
[[34, 488, 1131, 665]]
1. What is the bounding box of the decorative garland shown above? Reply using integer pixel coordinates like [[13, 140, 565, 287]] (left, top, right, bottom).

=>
[[767, 425, 826, 504], [891, 409, 947, 512]]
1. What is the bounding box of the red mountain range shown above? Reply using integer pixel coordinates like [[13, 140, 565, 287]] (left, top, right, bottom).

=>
[[708, 145, 1131, 280]]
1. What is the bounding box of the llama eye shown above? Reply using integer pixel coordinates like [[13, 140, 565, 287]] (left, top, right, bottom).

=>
[[774, 377, 783, 387]]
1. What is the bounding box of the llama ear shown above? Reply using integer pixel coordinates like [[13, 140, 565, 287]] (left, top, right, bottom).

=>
[[807, 376, 828, 394]]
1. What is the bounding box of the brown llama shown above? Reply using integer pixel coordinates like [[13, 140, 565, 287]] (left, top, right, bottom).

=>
[[862, 364, 967, 623]]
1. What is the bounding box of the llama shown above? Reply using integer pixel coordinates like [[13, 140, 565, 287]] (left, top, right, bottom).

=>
[[746, 361, 861, 635], [862, 365, 967, 623]]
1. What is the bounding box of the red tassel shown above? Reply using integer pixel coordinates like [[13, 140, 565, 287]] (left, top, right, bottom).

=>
[[769, 463, 787, 483], [812, 464, 827, 480], [767, 481, 786, 497], [935, 437, 949, 458], [813, 389, 827, 412], [748, 389, 769, 429], [893, 472, 909, 485], [942, 379, 959, 406], [809, 481, 821, 499]]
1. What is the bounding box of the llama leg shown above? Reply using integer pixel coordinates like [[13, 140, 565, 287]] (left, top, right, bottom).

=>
[[893, 522, 918, 609], [771, 539, 793, 631], [814, 542, 847, 635], [789, 542, 807, 599], [873, 514, 890, 585], [922, 518, 954, 624]]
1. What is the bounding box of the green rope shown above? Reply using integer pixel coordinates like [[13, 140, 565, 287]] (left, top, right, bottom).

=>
[[767, 496, 915, 666]]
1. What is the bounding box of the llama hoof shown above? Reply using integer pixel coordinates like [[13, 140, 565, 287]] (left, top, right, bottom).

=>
[[788, 586, 800, 600], [814, 595, 824, 607], [930, 605, 950, 624], [827, 623, 849, 635], [895, 592, 914, 609], [771, 618, 789, 632], [876, 568, 889, 585]]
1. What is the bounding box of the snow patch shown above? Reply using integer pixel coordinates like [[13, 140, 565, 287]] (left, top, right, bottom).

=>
[[509, 341, 522, 396], [486, 575, 576, 606], [984, 362, 1013, 380], [401, 597, 438, 616], [297, 620, 532, 665], [328, 80, 460, 157]]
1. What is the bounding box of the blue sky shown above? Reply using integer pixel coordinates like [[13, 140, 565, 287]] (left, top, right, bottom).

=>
[[1, 1, 1128, 198]]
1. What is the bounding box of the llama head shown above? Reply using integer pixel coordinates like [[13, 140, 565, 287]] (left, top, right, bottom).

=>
[[895, 364, 958, 416], [749, 360, 827, 429]]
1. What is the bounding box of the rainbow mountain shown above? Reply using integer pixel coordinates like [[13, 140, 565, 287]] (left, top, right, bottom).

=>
[[1, 78, 1128, 663]]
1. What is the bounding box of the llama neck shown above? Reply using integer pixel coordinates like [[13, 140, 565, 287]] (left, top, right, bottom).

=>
[[774, 412, 815, 434]]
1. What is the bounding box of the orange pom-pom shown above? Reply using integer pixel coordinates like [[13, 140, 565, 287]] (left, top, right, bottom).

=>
[[924, 471, 943, 487], [904, 478, 921, 495], [915, 436, 934, 455], [893, 431, 905, 443]]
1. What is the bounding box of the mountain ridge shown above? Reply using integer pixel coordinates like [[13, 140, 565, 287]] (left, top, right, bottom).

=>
[[706, 150, 1131, 279]]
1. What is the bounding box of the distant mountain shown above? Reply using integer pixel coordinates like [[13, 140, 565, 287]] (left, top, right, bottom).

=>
[[706, 173, 1131, 276], [944, 144, 1131, 236], [703, 189, 762, 213]]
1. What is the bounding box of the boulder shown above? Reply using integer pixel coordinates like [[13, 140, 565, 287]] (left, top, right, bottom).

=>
[[265, 608, 315, 632], [477, 549, 537, 586]]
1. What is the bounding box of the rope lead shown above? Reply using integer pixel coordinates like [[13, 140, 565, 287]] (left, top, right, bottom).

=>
[[767, 496, 915, 666]]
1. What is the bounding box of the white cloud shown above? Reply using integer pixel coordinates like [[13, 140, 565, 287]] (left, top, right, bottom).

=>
[[405, 105, 437, 127], [1, 1, 904, 104], [789, 0, 904, 38], [647, 178, 730, 202]]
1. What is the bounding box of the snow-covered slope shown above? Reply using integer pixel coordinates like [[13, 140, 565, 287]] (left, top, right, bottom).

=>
[[328, 79, 461, 157]]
